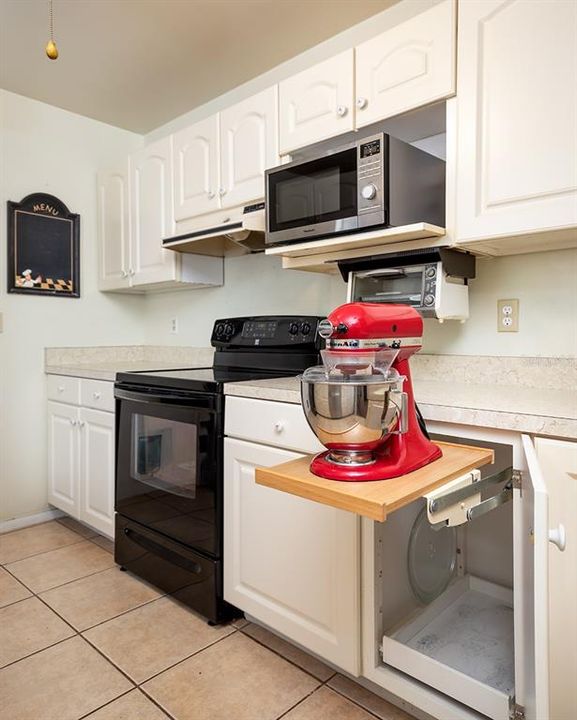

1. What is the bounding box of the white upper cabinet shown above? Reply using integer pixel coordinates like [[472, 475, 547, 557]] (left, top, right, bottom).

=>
[[279, 50, 354, 154], [355, 0, 456, 129], [130, 136, 177, 286], [173, 115, 220, 220], [456, 0, 577, 247], [97, 164, 130, 291], [219, 86, 278, 207]]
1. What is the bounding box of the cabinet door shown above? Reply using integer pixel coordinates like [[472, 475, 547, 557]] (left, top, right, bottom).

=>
[[79, 408, 115, 538], [224, 438, 360, 674], [47, 402, 79, 515], [130, 136, 177, 286], [516, 435, 550, 720], [279, 50, 354, 154], [355, 0, 455, 129], [173, 115, 220, 220], [97, 164, 131, 291], [456, 0, 577, 243], [535, 437, 577, 720], [220, 87, 278, 208]]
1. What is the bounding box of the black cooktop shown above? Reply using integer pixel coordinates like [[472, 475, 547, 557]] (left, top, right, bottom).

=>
[[115, 366, 297, 393]]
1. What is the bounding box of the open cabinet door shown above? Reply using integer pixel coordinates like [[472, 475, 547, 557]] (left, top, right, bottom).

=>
[[514, 435, 550, 720]]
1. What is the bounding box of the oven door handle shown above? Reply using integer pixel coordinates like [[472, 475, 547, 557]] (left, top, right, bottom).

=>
[[115, 388, 204, 405]]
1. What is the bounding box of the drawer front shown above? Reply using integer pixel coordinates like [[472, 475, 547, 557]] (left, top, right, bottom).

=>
[[46, 374, 81, 405], [225, 396, 323, 454], [81, 379, 115, 413]]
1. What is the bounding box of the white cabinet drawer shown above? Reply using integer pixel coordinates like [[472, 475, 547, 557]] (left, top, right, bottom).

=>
[[46, 375, 81, 405], [225, 396, 323, 454], [81, 379, 115, 413]]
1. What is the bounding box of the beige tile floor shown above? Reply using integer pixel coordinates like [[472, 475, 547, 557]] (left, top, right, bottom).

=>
[[0, 519, 417, 720]]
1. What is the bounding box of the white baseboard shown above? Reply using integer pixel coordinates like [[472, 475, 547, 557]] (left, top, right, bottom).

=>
[[0, 508, 65, 534]]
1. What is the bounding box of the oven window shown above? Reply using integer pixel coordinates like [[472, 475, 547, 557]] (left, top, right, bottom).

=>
[[131, 415, 198, 498], [352, 268, 425, 306], [269, 149, 357, 232]]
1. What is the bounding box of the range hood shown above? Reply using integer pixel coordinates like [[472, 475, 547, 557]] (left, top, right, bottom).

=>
[[163, 202, 265, 257]]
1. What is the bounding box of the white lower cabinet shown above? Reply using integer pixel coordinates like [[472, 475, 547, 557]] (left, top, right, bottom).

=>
[[47, 377, 115, 538], [223, 436, 360, 674], [78, 408, 115, 537]]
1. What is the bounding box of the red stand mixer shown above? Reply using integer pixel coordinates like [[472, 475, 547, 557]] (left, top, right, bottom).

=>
[[301, 302, 442, 481]]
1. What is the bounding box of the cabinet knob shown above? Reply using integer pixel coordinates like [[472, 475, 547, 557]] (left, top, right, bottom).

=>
[[548, 524, 566, 552], [356, 97, 368, 110], [93, 391, 101, 400], [121, 270, 128, 278], [274, 421, 284, 434], [219, 188, 226, 196], [78, 420, 85, 428], [336, 105, 348, 117], [222, 217, 230, 223], [207, 190, 215, 199], [70, 419, 77, 426], [129, 268, 135, 276], [57, 386, 65, 393]]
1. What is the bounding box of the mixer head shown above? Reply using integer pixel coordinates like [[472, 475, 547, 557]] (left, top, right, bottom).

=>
[[318, 302, 423, 359]]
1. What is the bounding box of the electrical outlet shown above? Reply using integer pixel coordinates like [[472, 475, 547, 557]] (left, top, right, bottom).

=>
[[497, 299, 519, 332], [170, 317, 178, 335]]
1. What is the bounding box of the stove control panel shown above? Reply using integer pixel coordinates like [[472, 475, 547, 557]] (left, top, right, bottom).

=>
[[211, 316, 324, 349]]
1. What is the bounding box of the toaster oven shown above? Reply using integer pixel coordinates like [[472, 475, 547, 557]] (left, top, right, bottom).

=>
[[340, 249, 476, 321]]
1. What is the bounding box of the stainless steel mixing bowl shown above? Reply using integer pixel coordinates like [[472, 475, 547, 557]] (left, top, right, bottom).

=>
[[300, 368, 407, 454]]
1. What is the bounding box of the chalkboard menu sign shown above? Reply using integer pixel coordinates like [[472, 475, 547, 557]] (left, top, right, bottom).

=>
[[7, 193, 80, 297]]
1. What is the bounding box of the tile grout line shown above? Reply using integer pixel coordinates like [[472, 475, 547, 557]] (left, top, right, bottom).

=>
[[133, 686, 179, 720], [0, 536, 89, 566], [75, 687, 136, 720]]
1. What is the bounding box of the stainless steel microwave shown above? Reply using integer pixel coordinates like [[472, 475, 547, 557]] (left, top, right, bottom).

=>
[[265, 132, 445, 247]]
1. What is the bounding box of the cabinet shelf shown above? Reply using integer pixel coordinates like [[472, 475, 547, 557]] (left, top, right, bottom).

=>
[[255, 441, 494, 521], [265, 223, 446, 274]]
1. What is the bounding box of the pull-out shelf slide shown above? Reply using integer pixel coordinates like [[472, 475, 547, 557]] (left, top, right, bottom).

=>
[[255, 441, 495, 521]]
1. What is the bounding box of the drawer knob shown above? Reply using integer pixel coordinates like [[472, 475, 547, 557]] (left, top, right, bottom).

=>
[[274, 421, 284, 434], [336, 105, 348, 117], [356, 97, 368, 110], [57, 386, 65, 393], [93, 391, 101, 399], [70, 419, 77, 426]]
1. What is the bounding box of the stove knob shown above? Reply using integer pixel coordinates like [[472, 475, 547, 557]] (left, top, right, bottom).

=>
[[301, 322, 311, 336], [289, 322, 299, 336], [224, 323, 234, 336], [361, 183, 377, 200], [424, 294, 435, 307], [215, 323, 225, 337]]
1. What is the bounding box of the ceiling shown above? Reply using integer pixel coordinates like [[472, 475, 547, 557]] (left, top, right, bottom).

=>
[[0, 0, 397, 134]]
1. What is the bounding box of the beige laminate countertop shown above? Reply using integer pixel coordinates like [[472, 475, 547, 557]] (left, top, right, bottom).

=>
[[224, 376, 577, 440], [45, 360, 210, 382]]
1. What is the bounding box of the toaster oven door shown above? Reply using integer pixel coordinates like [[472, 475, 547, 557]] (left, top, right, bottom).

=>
[[348, 266, 426, 308], [266, 148, 359, 245]]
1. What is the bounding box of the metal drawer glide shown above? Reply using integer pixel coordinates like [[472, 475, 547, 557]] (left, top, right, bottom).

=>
[[427, 466, 514, 527]]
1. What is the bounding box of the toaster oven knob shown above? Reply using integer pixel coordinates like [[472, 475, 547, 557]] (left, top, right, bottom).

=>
[[424, 294, 435, 307], [361, 183, 377, 200]]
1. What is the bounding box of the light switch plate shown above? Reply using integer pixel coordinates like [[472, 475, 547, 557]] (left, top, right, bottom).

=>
[[497, 299, 519, 332]]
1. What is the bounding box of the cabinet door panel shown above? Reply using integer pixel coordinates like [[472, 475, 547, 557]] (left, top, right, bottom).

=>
[[535, 437, 577, 720], [279, 50, 354, 154], [79, 408, 115, 538], [173, 116, 220, 220], [97, 164, 130, 291], [130, 136, 177, 285], [356, 0, 455, 128], [220, 87, 278, 208], [224, 438, 360, 674], [456, 0, 577, 243], [47, 402, 79, 515]]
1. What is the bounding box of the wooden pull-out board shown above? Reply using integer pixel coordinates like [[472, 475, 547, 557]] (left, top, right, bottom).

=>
[[255, 442, 494, 522]]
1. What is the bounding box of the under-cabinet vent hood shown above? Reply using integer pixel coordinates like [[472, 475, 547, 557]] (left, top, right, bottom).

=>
[[163, 203, 265, 257]]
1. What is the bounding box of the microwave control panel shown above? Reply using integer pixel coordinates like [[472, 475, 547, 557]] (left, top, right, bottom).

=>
[[357, 133, 385, 228]]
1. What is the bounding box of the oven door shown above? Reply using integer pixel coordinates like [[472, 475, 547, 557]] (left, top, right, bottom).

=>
[[115, 385, 222, 557], [266, 148, 359, 245]]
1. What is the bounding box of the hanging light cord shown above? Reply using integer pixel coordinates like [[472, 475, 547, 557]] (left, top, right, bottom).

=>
[[49, 0, 54, 42]]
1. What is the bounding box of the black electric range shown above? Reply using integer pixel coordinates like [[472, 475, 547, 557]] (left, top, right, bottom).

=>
[[113, 315, 323, 623]]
